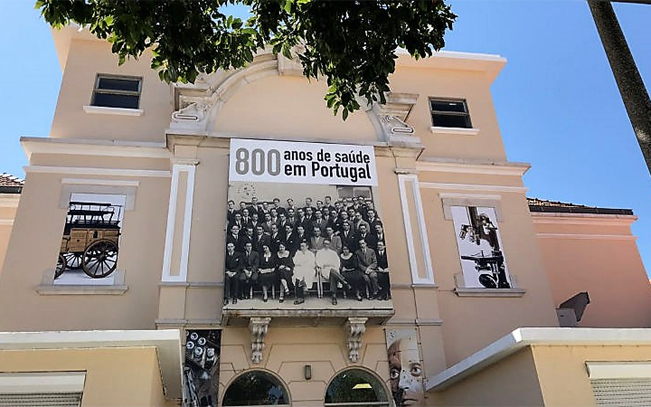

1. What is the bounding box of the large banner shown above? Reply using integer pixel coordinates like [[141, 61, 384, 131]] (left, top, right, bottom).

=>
[[229, 138, 378, 186], [223, 139, 391, 310]]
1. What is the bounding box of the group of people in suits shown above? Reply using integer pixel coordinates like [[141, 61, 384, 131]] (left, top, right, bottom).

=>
[[223, 195, 391, 305]]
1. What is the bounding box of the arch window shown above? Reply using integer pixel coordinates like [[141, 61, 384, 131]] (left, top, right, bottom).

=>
[[222, 371, 289, 406], [325, 369, 390, 407]]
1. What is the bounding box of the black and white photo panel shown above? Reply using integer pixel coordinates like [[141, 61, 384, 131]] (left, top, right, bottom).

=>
[[451, 206, 511, 289]]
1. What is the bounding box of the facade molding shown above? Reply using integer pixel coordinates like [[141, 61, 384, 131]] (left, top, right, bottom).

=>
[[531, 212, 637, 226], [61, 178, 140, 187], [25, 165, 171, 178], [536, 233, 637, 241], [416, 158, 530, 176], [161, 163, 198, 282], [346, 317, 368, 363], [250, 317, 271, 364], [0, 195, 20, 208], [398, 174, 435, 285], [430, 126, 481, 136], [21, 136, 169, 160], [454, 288, 526, 298], [420, 181, 527, 194], [83, 105, 144, 116]]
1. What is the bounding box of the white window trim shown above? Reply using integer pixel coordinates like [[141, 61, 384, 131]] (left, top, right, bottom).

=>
[[37, 180, 138, 294], [430, 126, 480, 136], [429, 98, 473, 130], [0, 372, 86, 394], [161, 161, 198, 282], [587, 362, 651, 379], [83, 105, 144, 116], [397, 174, 434, 285]]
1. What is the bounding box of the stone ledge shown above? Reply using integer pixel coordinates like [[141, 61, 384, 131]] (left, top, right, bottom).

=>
[[454, 288, 526, 298], [83, 105, 144, 116], [430, 126, 480, 136], [36, 284, 128, 295]]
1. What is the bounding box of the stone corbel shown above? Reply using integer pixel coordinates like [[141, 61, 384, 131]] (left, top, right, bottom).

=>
[[380, 115, 415, 136], [345, 317, 368, 363], [170, 100, 211, 130], [250, 317, 271, 364]]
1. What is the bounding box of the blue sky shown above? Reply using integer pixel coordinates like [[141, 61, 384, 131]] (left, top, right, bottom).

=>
[[1, 0, 650, 274]]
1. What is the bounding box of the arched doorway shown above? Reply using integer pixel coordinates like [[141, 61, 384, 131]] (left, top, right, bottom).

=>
[[222, 370, 290, 406], [324, 368, 390, 407]]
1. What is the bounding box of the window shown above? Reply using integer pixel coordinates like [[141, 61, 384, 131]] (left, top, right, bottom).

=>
[[429, 99, 472, 129], [324, 369, 389, 407], [92, 75, 141, 109], [222, 371, 289, 406]]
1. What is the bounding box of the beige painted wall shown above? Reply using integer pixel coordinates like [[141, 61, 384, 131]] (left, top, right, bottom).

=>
[[434, 348, 544, 406], [220, 326, 393, 406], [389, 67, 507, 162], [531, 344, 651, 406], [50, 37, 172, 143], [0, 347, 176, 406], [533, 214, 651, 328], [419, 184, 558, 365], [0, 195, 19, 278], [0, 163, 170, 331]]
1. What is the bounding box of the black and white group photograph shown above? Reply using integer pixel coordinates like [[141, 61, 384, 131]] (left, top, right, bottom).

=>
[[223, 182, 392, 309]]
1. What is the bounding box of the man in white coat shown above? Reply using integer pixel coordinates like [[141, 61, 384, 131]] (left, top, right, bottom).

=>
[[316, 239, 352, 305], [293, 241, 316, 305]]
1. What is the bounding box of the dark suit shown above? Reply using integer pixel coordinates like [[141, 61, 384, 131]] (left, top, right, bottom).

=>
[[227, 233, 244, 253], [340, 230, 357, 252], [224, 251, 242, 300], [356, 247, 379, 297], [240, 249, 260, 298], [253, 233, 271, 254], [376, 249, 390, 300]]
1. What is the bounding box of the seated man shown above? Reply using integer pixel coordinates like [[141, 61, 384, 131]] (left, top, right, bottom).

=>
[[292, 241, 316, 305], [239, 242, 259, 299], [375, 241, 391, 300], [356, 239, 379, 299], [224, 242, 242, 305], [316, 239, 351, 305]]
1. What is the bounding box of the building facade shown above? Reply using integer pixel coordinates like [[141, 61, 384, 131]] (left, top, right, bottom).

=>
[[1, 26, 651, 406]]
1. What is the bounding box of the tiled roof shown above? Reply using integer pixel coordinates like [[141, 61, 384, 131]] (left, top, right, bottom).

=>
[[527, 197, 633, 215], [0, 173, 24, 193]]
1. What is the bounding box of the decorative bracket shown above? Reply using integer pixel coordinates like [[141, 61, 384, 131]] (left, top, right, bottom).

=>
[[345, 317, 368, 363], [170, 100, 211, 129], [249, 317, 271, 364], [379, 115, 415, 136]]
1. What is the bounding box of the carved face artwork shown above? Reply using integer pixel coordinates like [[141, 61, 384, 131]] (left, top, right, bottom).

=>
[[386, 330, 425, 407]]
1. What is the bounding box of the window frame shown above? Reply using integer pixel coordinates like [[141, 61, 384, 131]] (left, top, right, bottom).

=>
[[429, 98, 473, 129], [91, 74, 142, 110]]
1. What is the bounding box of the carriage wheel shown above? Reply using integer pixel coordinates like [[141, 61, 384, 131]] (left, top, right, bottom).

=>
[[82, 239, 118, 278], [55, 254, 67, 279], [63, 252, 82, 270]]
